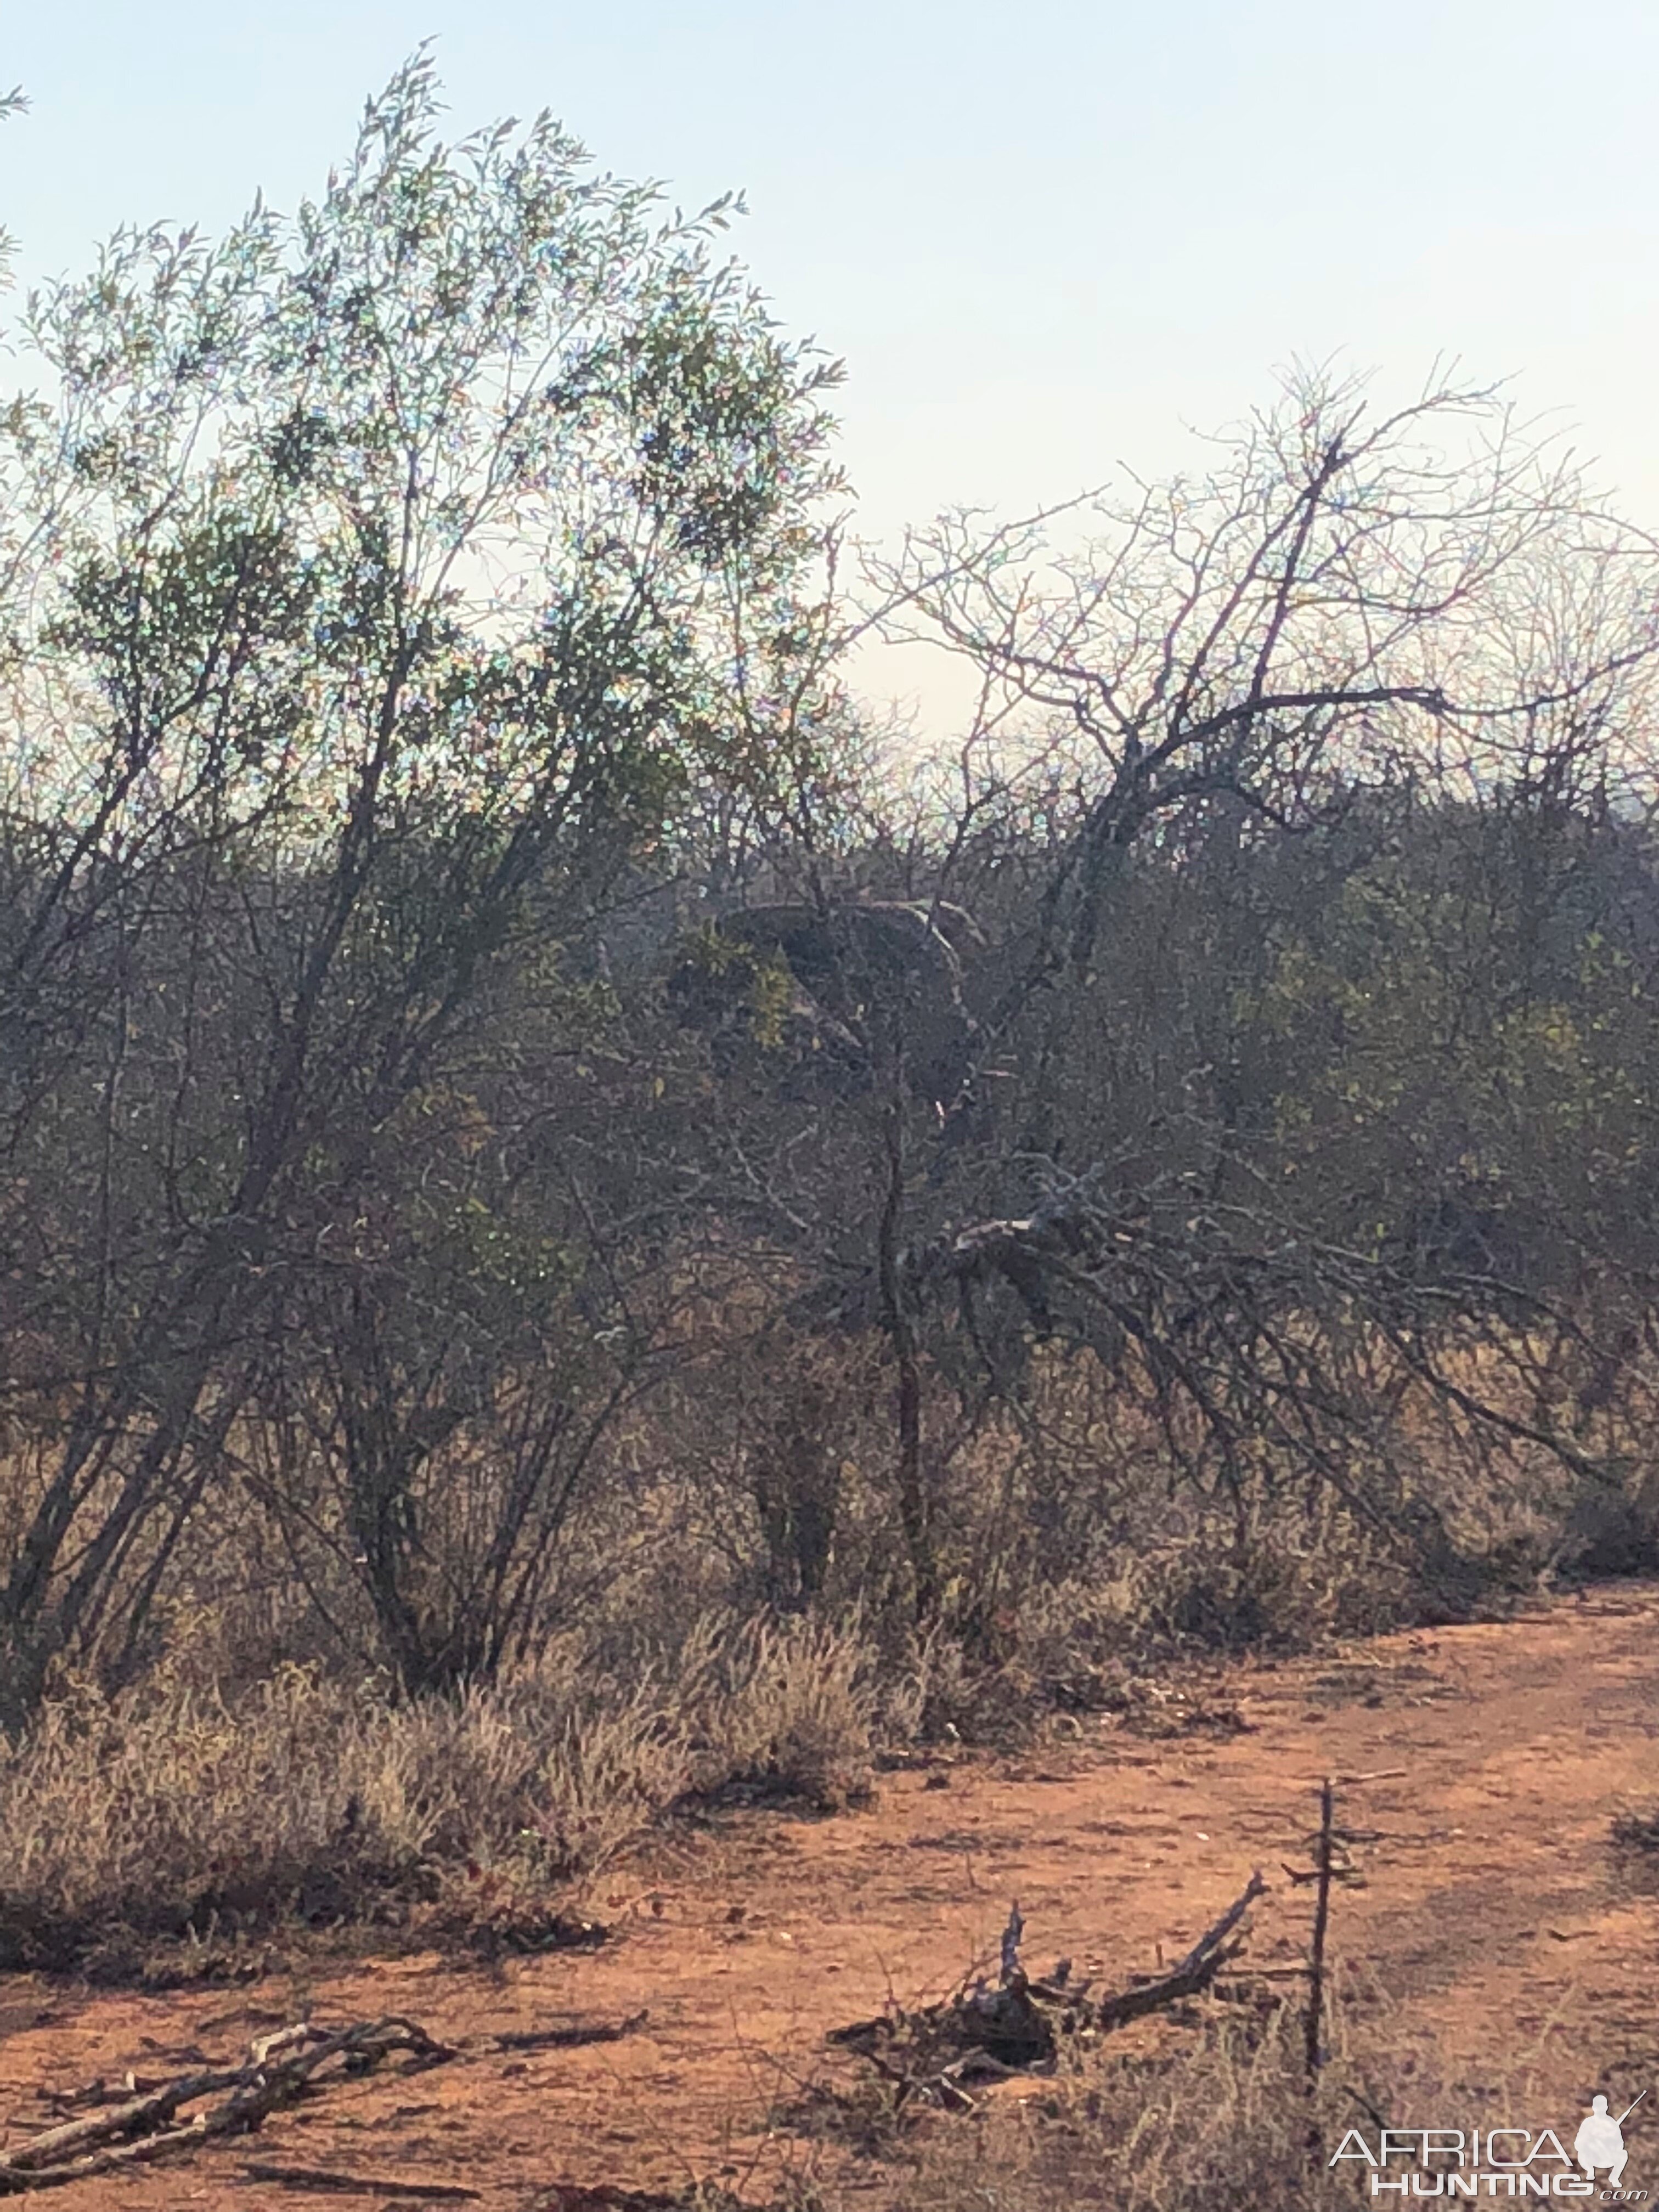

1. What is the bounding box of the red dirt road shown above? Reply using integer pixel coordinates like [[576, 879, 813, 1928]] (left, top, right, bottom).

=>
[[3, 1587, 1656, 2208]]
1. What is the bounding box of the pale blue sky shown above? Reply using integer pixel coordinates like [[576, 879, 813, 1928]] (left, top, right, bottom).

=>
[[4, 2, 1657, 721]]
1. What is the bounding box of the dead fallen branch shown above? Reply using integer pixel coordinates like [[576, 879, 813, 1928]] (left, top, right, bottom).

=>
[[0, 2017, 454, 2194], [240, 2165, 477, 2200], [828, 1872, 1267, 2104], [37, 2074, 167, 2113], [490, 2010, 649, 2055], [532, 2191, 746, 2211]]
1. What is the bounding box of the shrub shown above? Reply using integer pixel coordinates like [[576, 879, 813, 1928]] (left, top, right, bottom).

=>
[[0, 1652, 691, 1971]]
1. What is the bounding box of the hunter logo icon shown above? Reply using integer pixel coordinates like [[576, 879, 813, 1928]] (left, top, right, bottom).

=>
[[1577, 2092, 1644, 2190]]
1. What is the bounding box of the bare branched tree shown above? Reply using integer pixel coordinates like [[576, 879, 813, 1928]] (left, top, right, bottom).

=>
[[865, 366, 1658, 1048]]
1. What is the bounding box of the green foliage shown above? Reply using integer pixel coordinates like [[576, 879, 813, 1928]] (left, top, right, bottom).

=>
[[4, 50, 843, 854], [0, 54, 848, 1722], [1244, 804, 1659, 1267]]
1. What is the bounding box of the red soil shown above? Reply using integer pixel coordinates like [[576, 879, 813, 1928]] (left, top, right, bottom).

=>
[[2, 1585, 1656, 2209]]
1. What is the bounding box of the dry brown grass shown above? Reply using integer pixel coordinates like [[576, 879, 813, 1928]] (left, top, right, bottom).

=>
[[0, 1649, 693, 1973], [0, 1610, 897, 1973], [3, 1319, 1652, 1981], [796, 1980, 1424, 2212], [679, 1613, 882, 1811]]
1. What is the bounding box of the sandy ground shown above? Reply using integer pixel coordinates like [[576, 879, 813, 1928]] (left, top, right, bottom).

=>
[[2, 1584, 1656, 2208]]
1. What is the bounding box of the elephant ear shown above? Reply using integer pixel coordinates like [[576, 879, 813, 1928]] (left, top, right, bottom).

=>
[[684, 899, 985, 1115]]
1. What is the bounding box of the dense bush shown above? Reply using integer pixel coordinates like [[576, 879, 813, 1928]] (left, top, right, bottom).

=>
[[3, 58, 1659, 1966]]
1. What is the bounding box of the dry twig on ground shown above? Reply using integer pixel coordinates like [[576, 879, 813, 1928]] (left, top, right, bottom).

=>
[[0, 2017, 454, 2194], [828, 1871, 1267, 2106]]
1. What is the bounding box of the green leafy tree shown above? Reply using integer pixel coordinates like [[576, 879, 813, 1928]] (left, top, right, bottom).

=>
[[0, 53, 844, 1724]]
